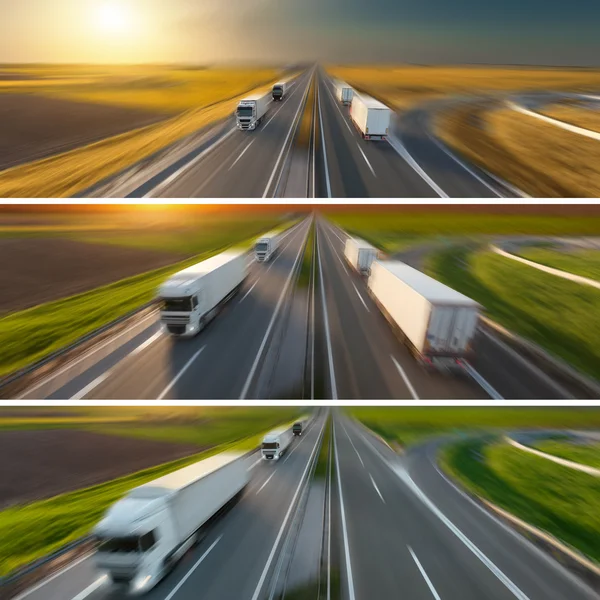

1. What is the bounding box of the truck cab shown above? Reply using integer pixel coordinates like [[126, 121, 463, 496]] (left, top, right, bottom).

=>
[[272, 82, 286, 101], [292, 422, 303, 436], [255, 235, 277, 262]]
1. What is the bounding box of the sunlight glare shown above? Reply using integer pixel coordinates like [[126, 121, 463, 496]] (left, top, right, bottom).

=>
[[96, 2, 131, 34]]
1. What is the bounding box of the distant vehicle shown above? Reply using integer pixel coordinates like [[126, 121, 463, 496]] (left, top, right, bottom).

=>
[[368, 261, 481, 369], [261, 428, 294, 460], [344, 237, 379, 276], [158, 251, 247, 337], [292, 418, 307, 436], [334, 81, 354, 105], [93, 452, 249, 594], [255, 231, 280, 262], [272, 81, 288, 101], [236, 92, 271, 130], [350, 93, 392, 141]]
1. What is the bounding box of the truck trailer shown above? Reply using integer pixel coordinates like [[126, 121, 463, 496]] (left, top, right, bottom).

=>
[[334, 81, 354, 105], [368, 261, 481, 368], [93, 452, 249, 594], [350, 93, 392, 141], [158, 250, 247, 337], [344, 237, 379, 276], [254, 231, 280, 262], [261, 427, 294, 460], [272, 81, 288, 101], [236, 92, 271, 130]]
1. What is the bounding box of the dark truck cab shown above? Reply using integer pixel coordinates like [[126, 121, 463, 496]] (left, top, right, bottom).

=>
[[292, 421, 303, 436]]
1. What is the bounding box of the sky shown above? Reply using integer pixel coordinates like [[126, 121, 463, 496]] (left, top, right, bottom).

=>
[[1, 0, 600, 66]]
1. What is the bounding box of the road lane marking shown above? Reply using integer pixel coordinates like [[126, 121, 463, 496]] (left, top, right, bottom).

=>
[[317, 224, 338, 399], [157, 345, 206, 400], [239, 220, 311, 399], [70, 576, 108, 600], [322, 79, 354, 133], [240, 280, 259, 303], [263, 80, 304, 129], [248, 457, 262, 470], [391, 356, 420, 399], [229, 140, 255, 170], [311, 227, 316, 400], [351, 282, 370, 312], [163, 536, 222, 600], [131, 330, 163, 355], [369, 474, 385, 503], [250, 418, 326, 600], [408, 547, 441, 600], [318, 77, 333, 197], [327, 418, 332, 600], [70, 373, 110, 401], [334, 419, 357, 600], [256, 471, 276, 494], [342, 422, 365, 467], [326, 223, 347, 244], [461, 360, 503, 399], [356, 143, 377, 177]]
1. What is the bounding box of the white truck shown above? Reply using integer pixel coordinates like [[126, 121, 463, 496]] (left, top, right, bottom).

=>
[[344, 237, 379, 276], [350, 93, 392, 141], [334, 81, 354, 105], [254, 231, 280, 262], [93, 452, 249, 594], [368, 261, 481, 368], [272, 81, 288, 101], [236, 92, 271, 130], [261, 427, 294, 460], [158, 250, 247, 337]]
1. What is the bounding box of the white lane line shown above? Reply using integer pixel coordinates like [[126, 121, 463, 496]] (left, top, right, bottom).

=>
[[164, 536, 222, 600], [323, 79, 354, 133], [461, 360, 503, 400], [248, 457, 262, 470], [229, 140, 255, 170], [239, 220, 310, 399], [250, 418, 326, 600], [369, 474, 386, 504], [318, 78, 333, 197], [157, 345, 206, 400], [327, 420, 332, 600], [256, 471, 276, 494], [70, 576, 108, 600], [391, 355, 420, 400], [131, 330, 163, 355], [326, 222, 347, 244], [356, 143, 377, 177], [317, 224, 338, 399], [263, 80, 304, 129], [70, 373, 110, 401], [310, 228, 316, 400], [408, 547, 442, 600], [334, 419, 357, 600], [351, 282, 370, 312], [240, 280, 259, 303], [342, 422, 365, 467]]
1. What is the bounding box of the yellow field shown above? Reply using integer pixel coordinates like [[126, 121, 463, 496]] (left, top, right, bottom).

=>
[[539, 103, 600, 134]]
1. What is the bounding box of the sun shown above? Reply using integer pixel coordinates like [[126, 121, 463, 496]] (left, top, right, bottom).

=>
[[96, 2, 131, 34]]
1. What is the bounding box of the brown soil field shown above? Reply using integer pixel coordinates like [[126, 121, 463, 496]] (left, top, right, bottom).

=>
[[0, 429, 202, 509], [0, 94, 167, 170], [0, 238, 185, 315]]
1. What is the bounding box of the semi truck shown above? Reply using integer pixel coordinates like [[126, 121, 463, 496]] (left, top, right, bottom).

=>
[[368, 261, 481, 369], [158, 250, 247, 337], [334, 81, 354, 105], [344, 237, 379, 276], [261, 427, 294, 460], [272, 81, 288, 101], [93, 452, 249, 594], [292, 416, 309, 436], [350, 93, 392, 141], [236, 92, 271, 130], [254, 231, 280, 262]]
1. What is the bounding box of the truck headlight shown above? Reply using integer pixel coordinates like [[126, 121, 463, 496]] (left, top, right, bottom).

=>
[[132, 575, 152, 592]]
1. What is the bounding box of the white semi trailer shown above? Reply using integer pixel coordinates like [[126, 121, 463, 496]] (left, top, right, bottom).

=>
[[350, 93, 392, 141], [261, 427, 294, 460], [158, 250, 247, 337], [236, 92, 271, 130], [344, 237, 379, 275], [368, 261, 481, 368], [254, 231, 280, 262], [334, 81, 354, 105], [93, 452, 249, 594]]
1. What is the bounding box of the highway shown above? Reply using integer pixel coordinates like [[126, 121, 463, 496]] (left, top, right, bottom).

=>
[[12, 411, 598, 600]]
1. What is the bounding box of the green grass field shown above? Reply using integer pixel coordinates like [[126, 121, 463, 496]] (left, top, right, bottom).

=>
[[0, 407, 300, 576], [516, 247, 600, 282], [349, 407, 600, 449], [441, 438, 600, 563], [532, 439, 600, 470], [298, 223, 314, 288], [314, 416, 331, 479], [0, 215, 288, 377], [424, 246, 600, 378]]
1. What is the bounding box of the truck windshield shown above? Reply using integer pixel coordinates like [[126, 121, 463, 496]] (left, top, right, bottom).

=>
[[237, 106, 254, 117], [255, 242, 269, 252], [98, 536, 140, 553], [162, 297, 192, 312], [273, 87, 283, 93], [262, 442, 279, 449], [293, 424, 302, 431]]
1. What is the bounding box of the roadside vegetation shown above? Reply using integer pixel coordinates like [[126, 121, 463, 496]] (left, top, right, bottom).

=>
[[314, 416, 331, 479], [0, 407, 301, 577], [298, 224, 315, 287], [441, 437, 600, 564], [515, 247, 600, 282], [531, 439, 600, 470], [540, 102, 600, 134], [424, 245, 600, 378]]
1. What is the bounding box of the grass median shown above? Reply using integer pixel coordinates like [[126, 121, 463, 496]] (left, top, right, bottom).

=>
[[0, 408, 301, 577], [440, 437, 600, 564], [298, 223, 315, 288], [540, 104, 600, 134], [532, 439, 600, 470], [515, 247, 600, 282]]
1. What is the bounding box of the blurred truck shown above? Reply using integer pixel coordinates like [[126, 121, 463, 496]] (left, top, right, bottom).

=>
[[158, 250, 247, 337], [344, 237, 379, 276], [236, 92, 271, 130], [255, 231, 280, 262], [350, 93, 391, 141], [334, 81, 354, 105], [261, 427, 294, 460], [272, 81, 288, 101], [93, 452, 249, 594], [292, 415, 310, 436], [368, 261, 480, 369]]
